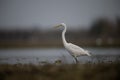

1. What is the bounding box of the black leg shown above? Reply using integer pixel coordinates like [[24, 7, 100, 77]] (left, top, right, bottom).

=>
[[74, 57, 78, 64]]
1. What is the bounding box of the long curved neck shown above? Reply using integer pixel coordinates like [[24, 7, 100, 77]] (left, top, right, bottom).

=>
[[62, 25, 68, 45]]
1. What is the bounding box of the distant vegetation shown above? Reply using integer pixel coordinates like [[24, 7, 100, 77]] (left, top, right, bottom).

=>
[[0, 17, 120, 48]]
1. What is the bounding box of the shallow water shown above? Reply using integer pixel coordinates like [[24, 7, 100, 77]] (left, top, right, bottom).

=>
[[0, 47, 120, 64]]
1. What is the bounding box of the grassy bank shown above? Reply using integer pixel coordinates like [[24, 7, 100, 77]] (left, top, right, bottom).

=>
[[0, 63, 120, 80], [0, 38, 120, 48]]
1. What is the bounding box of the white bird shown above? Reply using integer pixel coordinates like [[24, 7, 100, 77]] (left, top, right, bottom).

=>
[[55, 23, 91, 63]]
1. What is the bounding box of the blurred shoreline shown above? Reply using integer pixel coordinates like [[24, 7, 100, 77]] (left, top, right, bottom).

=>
[[0, 39, 120, 49], [0, 18, 120, 48]]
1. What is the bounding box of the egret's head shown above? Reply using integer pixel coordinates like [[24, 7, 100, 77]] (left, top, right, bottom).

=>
[[54, 23, 66, 28]]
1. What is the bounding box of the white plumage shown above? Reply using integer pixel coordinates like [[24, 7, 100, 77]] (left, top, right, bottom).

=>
[[55, 23, 91, 63]]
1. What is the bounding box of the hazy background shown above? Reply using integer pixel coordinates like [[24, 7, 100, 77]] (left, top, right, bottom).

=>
[[0, 0, 120, 29], [0, 0, 120, 48], [0, 1, 120, 79]]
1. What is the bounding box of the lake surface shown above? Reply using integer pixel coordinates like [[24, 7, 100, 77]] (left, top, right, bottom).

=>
[[0, 48, 120, 64]]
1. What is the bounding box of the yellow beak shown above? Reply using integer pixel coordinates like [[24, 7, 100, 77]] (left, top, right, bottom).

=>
[[54, 24, 62, 28]]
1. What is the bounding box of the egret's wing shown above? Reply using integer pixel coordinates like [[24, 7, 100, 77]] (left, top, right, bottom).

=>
[[65, 43, 86, 56], [66, 43, 88, 56], [68, 43, 85, 52]]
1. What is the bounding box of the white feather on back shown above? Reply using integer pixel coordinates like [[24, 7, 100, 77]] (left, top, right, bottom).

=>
[[64, 43, 87, 57]]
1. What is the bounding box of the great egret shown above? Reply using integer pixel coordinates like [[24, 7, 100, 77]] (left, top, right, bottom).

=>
[[55, 23, 91, 63]]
